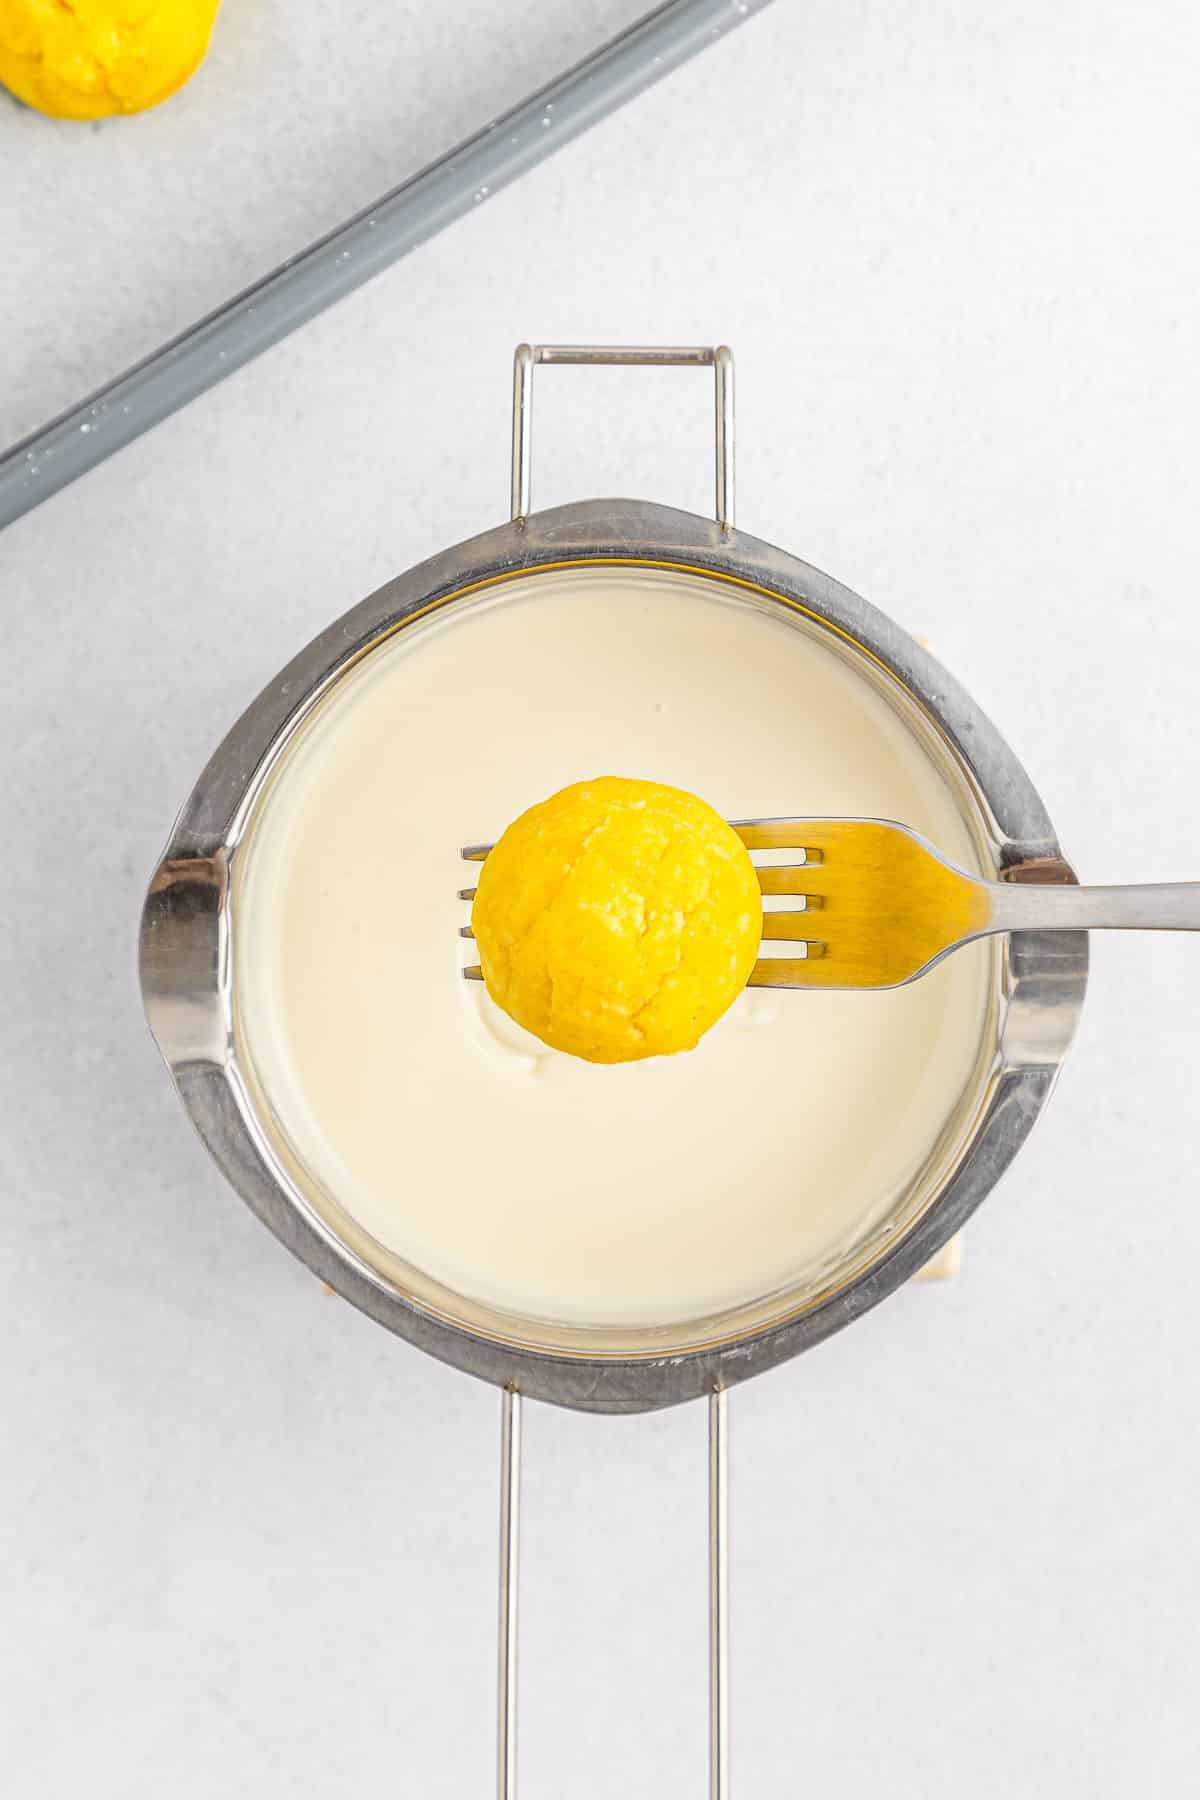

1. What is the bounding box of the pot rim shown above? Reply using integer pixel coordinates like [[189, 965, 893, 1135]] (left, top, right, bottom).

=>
[[140, 498, 1087, 1412]]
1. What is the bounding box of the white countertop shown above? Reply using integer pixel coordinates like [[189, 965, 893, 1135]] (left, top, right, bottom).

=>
[[4, 3, 1200, 1794]]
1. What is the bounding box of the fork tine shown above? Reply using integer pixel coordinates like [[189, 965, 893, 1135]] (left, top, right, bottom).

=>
[[756, 866, 824, 898], [469, 823, 826, 859], [469, 820, 838, 858], [760, 914, 823, 941], [748, 950, 825, 987], [734, 820, 825, 857]]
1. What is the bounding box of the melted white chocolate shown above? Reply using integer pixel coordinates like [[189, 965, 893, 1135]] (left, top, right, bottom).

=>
[[232, 567, 992, 1329]]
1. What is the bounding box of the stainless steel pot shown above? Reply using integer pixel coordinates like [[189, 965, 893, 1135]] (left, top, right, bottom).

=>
[[140, 346, 1087, 1797]]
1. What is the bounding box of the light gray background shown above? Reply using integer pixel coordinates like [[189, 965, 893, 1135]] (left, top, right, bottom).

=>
[[3, 2, 1198, 1795]]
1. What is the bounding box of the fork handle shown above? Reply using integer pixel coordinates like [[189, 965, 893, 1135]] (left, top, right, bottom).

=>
[[987, 880, 1200, 935]]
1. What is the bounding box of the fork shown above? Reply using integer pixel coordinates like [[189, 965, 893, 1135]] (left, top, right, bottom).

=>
[[460, 818, 1200, 991]]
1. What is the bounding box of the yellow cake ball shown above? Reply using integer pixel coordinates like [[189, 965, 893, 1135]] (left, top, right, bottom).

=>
[[471, 777, 763, 1064], [0, 0, 220, 119]]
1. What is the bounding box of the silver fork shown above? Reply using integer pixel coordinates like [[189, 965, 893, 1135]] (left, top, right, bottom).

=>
[[461, 818, 1200, 991]]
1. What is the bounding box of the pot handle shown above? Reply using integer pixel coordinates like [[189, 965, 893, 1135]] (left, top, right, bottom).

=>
[[495, 1387, 731, 1800], [510, 343, 735, 530]]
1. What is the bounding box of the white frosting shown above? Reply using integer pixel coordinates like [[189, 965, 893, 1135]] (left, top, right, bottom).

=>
[[232, 567, 992, 1329]]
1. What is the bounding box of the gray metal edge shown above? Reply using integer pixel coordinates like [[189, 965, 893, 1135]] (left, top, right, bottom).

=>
[[0, 0, 774, 531], [140, 498, 1089, 1412]]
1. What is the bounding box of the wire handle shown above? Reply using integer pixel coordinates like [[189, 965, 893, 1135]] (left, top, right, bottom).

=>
[[498, 340, 735, 1794], [497, 1392, 521, 1800], [510, 343, 736, 528], [496, 1387, 730, 1799]]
